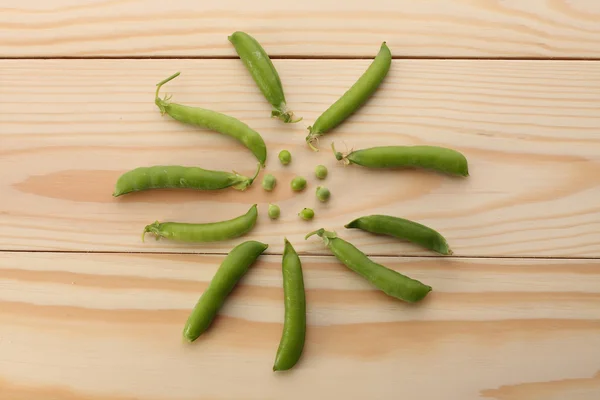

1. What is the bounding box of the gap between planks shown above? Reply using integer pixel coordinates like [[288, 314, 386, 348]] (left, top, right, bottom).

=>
[[1, 249, 599, 261], [4, 55, 600, 61]]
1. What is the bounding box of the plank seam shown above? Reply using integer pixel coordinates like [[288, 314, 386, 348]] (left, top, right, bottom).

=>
[[3, 56, 600, 61], [0, 249, 598, 260]]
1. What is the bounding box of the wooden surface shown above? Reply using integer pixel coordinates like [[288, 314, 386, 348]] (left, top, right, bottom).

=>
[[2, 1, 600, 399], [2, 59, 600, 257], [2, 0, 600, 58], [2, 253, 600, 400]]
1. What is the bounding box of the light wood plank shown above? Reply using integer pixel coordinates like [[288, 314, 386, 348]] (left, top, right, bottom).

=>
[[1, 0, 600, 58], [1, 252, 599, 400], [1, 59, 600, 256]]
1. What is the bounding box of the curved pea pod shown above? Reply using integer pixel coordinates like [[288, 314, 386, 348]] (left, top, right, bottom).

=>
[[143, 204, 258, 243], [345, 215, 452, 255], [228, 31, 301, 124], [333, 144, 469, 177], [305, 229, 431, 303], [306, 42, 391, 151], [183, 240, 268, 342], [273, 239, 306, 371], [155, 72, 267, 166], [113, 163, 260, 197]]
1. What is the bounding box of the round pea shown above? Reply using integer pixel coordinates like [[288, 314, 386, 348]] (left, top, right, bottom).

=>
[[279, 150, 292, 165], [262, 174, 276, 191], [298, 208, 314, 221], [316, 186, 330, 202], [315, 165, 328, 179], [268, 204, 281, 220], [290, 176, 307, 192]]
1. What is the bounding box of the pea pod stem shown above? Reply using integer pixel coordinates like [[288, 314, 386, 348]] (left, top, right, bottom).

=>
[[155, 71, 181, 112], [331, 142, 350, 165], [305, 229, 431, 303], [232, 162, 261, 189], [155, 72, 268, 166]]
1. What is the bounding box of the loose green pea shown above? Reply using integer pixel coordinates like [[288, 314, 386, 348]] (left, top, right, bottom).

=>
[[315, 165, 328, 179], [291, 176, 307, 192], [268, 204, 281, 220], [299, 208, 314, 220], [262, 174, 277, 191], [279, 150, 292, 165], [316, 186, 330, 202]]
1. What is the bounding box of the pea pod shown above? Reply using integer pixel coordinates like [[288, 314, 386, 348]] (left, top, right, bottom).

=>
[[333, 143, 469, 177], [143, 204, 258, 243], [305, 229, 431, 303], [345, 215, 452, 255], [183, 240, 268, 342], [306, 42, 391, 151], [273, 239, 306, 371], [155, 72, 267, 166], [228, 31, 300, 124], [113, 163, 260, 197]]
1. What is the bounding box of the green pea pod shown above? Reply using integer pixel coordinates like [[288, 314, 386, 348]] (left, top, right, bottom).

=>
[[306, 42, 392, 151], [143, 204, 258, 243], [305, 229, 431, 303], [113, 163, 260, 197], [333, 144, 469, 177], [345, 215, 452, 255], [183, 240, 268, 342], [273, 239, 306, 371], [228, 31, 301, 124], [155, 72, 267, 166]]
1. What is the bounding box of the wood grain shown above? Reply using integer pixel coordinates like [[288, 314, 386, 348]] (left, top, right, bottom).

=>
[[0, 252, 599, 400], [2, 59, 600, 256], [1, 0, 600, 58]]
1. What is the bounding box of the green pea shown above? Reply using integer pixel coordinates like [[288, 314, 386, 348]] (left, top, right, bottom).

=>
[[262, 174, 277, 191], [183, 240, 268, 342], [316, 186, 330, 202], [113, 163, 261, 197], [155, 72, 267, 166], [273, 239, 306, 371], [315, 165, 328, 179], [290, 176, 307, 192], [278, 150, 292, 165], [345, 214, 452, 255], [333, 143, 469, 177], [306, 229, 431, 303], [268, 204, 281, 220], [298, 208, 314, 220], [142, 204, 258, 243], [228, 32, 301, 124], [306, 42, 391, 151]]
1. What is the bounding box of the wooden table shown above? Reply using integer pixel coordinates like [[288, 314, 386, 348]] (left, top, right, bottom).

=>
[[2, 1, 600, 399]]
